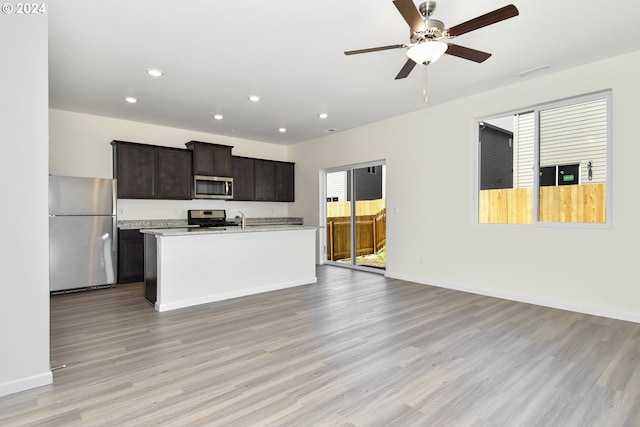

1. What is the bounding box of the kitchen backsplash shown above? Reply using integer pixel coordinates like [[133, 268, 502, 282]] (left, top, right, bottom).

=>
[[115, 198, 291, 221], [118, 217, 303, 230]]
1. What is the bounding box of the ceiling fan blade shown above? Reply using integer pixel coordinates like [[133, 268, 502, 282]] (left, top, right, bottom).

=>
[[447, 4, 519, 37], [445, 43, 492, 63], [344, 44, 405, 55], [392, 0, 426, 33], [394, 59, 417, 80]]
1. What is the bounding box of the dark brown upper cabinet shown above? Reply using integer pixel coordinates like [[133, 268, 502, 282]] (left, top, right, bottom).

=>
[[185, 141, 233, 177], [275, 161, 295, 202], [111, 140, 192, 200], [156, 147, 193, 199], [112, 140, 293, 202], [232, 156, 255, 201], [254, 159, 276, 201], [241, 158, 294, 202], [112, 141, 156, 198]]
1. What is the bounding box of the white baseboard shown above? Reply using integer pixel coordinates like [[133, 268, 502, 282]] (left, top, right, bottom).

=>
[[385, 272, 640, 324], [0, 370, 53, 398]]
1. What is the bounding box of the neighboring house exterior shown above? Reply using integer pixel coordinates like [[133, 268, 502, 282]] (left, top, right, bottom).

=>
[[490, 98, 607, 189], [326, 166, 387, 202]]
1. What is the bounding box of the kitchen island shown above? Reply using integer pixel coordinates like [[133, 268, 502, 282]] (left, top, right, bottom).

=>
[[141, 225, 317, 312]]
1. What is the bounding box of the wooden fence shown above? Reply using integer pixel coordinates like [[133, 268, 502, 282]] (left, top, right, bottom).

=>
[[479, 183, 606, 224], [326, 199, 386, 217], [326, 201, 386, 261]]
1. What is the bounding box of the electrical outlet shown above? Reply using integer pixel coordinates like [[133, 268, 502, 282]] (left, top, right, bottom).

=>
[[419, 256, 424, 264]]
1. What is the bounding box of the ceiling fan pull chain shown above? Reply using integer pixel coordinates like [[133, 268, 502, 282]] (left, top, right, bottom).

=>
[[423, 67, 429, 103]]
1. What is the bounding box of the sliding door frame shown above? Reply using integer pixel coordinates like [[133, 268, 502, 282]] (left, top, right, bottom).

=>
[[320, 160, 386, 274]]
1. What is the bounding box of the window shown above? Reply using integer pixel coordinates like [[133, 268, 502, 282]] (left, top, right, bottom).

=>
[[478, 92, 610, 225]]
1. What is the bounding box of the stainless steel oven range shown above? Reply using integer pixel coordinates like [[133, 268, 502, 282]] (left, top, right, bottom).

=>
[[187, 209, 239, 229]]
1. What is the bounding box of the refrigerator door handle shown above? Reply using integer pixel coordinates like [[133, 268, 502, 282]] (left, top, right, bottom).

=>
[[112, 180, 117, 216], [112, 216, 118, 252]]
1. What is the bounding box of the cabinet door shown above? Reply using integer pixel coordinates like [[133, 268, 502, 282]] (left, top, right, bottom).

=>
[[118, 229, 144, 283], [191, 143, 215, 175], [157, 148, 193, 199], [189, 142, 233, 177], [114, 143, 157, 198], [254, 159, 276, 201], [213, 145, 233, 177], [276, 162, 295, 202], [233, 156, 255, 201]]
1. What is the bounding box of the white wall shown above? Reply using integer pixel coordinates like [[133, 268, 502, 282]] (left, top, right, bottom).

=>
[[0, 3, 53, 396], [49, 109, 292, 219], [289, 50, 640, 323]]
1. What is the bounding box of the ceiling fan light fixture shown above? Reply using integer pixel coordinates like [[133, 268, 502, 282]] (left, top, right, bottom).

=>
[[407, 41, 448, 65]]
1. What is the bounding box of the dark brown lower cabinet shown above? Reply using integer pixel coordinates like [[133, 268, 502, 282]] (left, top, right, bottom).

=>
[[118, 229, 144, 284], [144, 233, 157, 305]]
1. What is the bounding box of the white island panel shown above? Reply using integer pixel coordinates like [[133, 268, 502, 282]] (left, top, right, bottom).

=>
[[154, 228, 316, 312]]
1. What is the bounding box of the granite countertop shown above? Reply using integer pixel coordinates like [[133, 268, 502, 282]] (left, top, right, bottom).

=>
[[118, 219, 192, 230], [118, 217, 304, 230], [140, 224, 316, 236]]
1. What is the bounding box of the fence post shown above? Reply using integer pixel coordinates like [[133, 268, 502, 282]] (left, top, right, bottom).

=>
[[372, 215, 377, 253]]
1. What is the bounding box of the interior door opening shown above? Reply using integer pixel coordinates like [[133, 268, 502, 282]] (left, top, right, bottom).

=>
[[323, 162, 386, 271]]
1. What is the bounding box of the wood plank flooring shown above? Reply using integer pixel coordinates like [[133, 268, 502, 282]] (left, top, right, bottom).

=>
[[1, 265, 640, 426]]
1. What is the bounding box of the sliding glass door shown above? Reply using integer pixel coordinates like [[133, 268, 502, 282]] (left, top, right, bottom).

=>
[[324, 162, 386, 271]]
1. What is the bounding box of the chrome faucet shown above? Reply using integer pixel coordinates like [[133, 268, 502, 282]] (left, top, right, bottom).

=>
[[235, 210, 246, 230]]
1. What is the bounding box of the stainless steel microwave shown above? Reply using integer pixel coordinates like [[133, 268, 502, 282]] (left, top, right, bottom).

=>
[[193, 175, 233, 199]]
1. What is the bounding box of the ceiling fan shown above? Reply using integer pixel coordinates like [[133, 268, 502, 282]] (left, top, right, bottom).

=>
[[344, 0, 519, 80]]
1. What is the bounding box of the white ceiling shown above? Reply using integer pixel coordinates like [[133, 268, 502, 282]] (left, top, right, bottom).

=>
[[49, 0, 640, 145]]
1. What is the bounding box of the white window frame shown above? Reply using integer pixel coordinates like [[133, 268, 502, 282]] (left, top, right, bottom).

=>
[[474, 90, 612, 228]]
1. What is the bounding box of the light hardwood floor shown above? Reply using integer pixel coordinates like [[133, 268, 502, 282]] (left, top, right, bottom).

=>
[[1, 266, 640, 426]]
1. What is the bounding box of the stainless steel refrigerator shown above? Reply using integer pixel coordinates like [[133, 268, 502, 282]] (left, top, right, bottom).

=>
[[49, 175, 117, 292]]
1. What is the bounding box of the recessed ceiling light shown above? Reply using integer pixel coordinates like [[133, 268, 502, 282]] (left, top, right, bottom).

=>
[[213, 114, 224, 120], [125, 96, 137, 103], [146, 68, 164, 77], [325, 128, 337, 133], [318, 113, 329, 119], [248, 95, 261, 102], [278, 127, 287, 133]]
